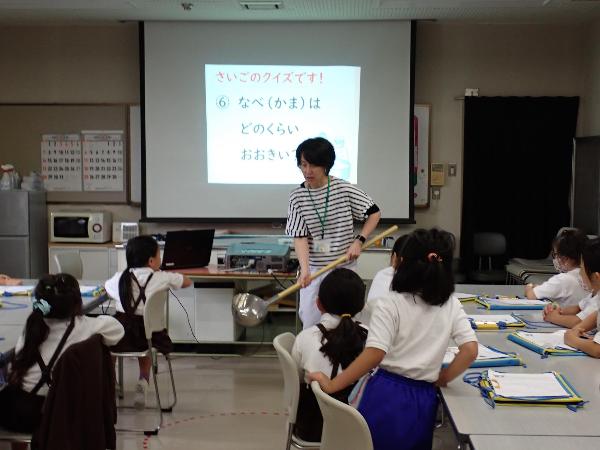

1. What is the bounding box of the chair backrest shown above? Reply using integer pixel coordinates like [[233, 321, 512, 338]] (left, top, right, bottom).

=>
[[143, 289, 169, 338], [54, 252, 83, 279], [472, 232, 506, 256], [272, 332, 300, 423], [311, 381, 373, 450], [32, 334, 116, 450]]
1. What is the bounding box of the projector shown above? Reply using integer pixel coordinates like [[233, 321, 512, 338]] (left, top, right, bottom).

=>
[[225, 243, 290, 272]]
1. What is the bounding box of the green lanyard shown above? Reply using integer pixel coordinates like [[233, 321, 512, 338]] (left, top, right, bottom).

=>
[[307, 176, 330, 239]]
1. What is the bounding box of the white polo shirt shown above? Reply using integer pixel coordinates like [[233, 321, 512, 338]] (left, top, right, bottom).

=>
[[577, 292, 599, 320], [15, 315, 124, 394], [367, 266, 394, 302], [533, 268, 588, 307], [354, 266, 395, 325], [291, 313, 367, 383], [366, 292, 477, 383], [105, 267, 184, 315]]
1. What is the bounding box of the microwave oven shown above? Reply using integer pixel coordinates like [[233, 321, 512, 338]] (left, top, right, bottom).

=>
[[50, 211, 112, 243]]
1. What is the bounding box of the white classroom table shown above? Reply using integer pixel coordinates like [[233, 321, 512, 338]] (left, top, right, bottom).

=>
[[442, 285, 600, 446], [0, 280, 108, 354], [469, 435, 600, 450]]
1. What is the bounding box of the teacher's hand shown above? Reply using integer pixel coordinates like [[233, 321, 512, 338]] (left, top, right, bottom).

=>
[[298, 268, 312, 288], [346, 240, 362, 261]]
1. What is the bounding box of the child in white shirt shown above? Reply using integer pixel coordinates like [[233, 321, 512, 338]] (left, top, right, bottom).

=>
[[291, 268, 368, 442], [310, 228, 478, 450], [105, 235, 192, 408], [359, 235, 408, 325], [0, 274, 124, 434], [525, 228, 588, 306], [543, 291, 598, 328], [565, 238, 600, 357]]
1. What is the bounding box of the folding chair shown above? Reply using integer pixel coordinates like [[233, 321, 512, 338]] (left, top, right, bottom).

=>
[[273, 333, 320, 450], [111, 289, 177, 436], [468, 232, 507, 284], [0, 430, 31, 447], [311, 381, 373, 450]]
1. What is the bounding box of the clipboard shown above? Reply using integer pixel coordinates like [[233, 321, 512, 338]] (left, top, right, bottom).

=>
[[512, 313, 564, 330], [0, 286, 35, 297], [475, 296, 549, 310], [468, 314, 526, 330], [79, 285, 105, 297], [443, 343, 523, 368], [507, 331, 586, 357], [0, 285, 104, 298], [463, 369, 585, 411], [454, 293, 479, 303]]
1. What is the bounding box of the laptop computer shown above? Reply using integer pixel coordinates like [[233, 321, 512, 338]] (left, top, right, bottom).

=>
[[160, 229, 215, 270]]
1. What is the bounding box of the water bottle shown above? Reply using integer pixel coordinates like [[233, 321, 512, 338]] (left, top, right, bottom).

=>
[[13, 170, 21, 189], [0, 164, 14, 190]]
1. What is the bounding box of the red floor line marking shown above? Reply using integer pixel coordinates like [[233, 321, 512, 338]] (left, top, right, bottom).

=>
[[140, 410, 287, 448]]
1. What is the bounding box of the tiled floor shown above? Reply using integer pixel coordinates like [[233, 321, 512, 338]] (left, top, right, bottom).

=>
[[1, 355, 460, 449], [115, 355, 460, 450]]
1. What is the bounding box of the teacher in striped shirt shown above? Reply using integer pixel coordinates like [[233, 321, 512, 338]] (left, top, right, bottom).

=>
[[286, 137, 381, 329]]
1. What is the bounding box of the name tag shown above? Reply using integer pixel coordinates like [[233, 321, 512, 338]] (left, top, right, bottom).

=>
[[313, 238, 331, 253]]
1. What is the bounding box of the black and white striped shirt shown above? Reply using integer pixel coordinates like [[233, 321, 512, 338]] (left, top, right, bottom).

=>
[[286, 177, 376, 267]]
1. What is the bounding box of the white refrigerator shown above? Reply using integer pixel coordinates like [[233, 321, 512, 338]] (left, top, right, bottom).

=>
[[0, 191, 48, 278]]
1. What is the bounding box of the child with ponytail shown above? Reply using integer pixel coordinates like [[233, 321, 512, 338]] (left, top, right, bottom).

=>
[[105, 235, 192, 408], [291, 268, 368, 442], [0, 274, 123, 434], [310, 228, 478, 450]]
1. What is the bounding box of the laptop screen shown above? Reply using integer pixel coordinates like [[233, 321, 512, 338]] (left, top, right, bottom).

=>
[[161, 229, 215, 270]]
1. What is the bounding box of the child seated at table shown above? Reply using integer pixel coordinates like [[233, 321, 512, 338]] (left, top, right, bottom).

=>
[[310, 228, 478, 450], [525, 229, 589, 306], [564, 238, 600, 357], [105, 235, 192, 408], [543, 290, 598, 328], [0, 273, 22, 286], [0, 274, 123, 436], [291, 268, 368, 442]]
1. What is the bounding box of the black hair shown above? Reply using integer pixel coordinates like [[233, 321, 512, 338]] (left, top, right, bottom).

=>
[[119, 235, 159, 315], [9, 274, 83, 387], [391, 234, 409, 261], [553, 229, 587, 262], [582, 238, 600, 278], [317, 268, 367, 369], [295, 137, 336, 175], [391, 228, 455, 306]]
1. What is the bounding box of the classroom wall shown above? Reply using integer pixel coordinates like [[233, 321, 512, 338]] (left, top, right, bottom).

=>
[[0, 24, 141, 223], [413, 22, 587, 246], [582, 20, 600, 136], [0, 24, 139, 104], [0, 21, 593, 240]]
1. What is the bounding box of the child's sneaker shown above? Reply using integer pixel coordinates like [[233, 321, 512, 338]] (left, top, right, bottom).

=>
[[134, 380, 147, 409]]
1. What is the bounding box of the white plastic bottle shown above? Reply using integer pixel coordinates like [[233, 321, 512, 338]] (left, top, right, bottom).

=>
[[0, 164, 15, 190]]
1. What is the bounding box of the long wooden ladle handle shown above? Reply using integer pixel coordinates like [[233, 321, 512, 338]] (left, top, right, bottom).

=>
[[269, 225, 399, 302]]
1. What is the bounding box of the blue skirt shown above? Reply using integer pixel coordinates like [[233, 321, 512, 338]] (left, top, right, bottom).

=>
[[358, 369, 438, 450]]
